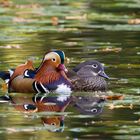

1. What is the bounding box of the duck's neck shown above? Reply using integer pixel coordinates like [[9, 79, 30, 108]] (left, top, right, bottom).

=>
[[35, 62, 71, 84], [37, 62, 56, 74], [60, 70, 71, 83], [35, 64, 60, 83]]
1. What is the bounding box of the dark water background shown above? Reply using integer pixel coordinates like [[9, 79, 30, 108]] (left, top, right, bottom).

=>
[[0, 0, 140, 139]]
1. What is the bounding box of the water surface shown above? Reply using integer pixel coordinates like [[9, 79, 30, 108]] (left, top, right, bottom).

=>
[[0, 0, 140, 140]]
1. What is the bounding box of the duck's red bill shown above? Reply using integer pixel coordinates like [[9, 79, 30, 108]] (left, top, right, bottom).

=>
[[57, 64, 68, 73]]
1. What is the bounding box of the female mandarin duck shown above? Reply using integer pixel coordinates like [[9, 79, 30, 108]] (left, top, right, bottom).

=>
[[6, 50, 72, 94], [67, 60, 109, 92]]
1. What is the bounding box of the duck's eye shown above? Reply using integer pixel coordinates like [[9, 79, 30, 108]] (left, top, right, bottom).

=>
[[51, 122, 56, 126], [52, 58, 56, 62], [91, 108, 98, 113], [92, 64, 98, 68]]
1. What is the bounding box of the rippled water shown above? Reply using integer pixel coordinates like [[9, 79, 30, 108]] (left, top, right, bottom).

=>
[[0, 0, 140, 140]]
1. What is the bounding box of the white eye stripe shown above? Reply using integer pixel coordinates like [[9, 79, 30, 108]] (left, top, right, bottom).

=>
[[98, 70, 102, 74], [44, 52, 59, 61]]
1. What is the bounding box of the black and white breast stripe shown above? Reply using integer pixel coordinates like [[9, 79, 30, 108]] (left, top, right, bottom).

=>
[[33, 81, 49, 93]]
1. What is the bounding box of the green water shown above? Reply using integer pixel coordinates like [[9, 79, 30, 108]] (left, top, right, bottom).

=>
[[0, 0, 140, 140]]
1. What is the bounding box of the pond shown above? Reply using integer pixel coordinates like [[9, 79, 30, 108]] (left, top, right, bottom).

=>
[[0, 0, 140, 139]]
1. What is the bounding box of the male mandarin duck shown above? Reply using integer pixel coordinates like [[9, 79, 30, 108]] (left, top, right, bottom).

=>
[[0, 50, 72, 94], [67, 60, 109, 92]]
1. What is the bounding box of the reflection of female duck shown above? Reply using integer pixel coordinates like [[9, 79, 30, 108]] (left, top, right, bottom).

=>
[[72, 94, 105, 115]]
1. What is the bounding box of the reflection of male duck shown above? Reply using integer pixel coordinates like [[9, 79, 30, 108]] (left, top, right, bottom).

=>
[[2, 93, 71, 132], [0, 51, 109, 93], [33, 93, 71, 132]]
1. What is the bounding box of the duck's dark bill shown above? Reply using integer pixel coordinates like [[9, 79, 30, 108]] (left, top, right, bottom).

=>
[[98, 71, 109, 79]]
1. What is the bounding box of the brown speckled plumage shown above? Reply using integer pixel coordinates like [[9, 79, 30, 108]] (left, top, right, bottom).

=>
[[67, 60, 108, 92], [71, 76, 107, 91]]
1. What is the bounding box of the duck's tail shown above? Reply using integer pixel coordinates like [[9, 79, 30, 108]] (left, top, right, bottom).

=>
[[0, 70, 14, 92], [0, 70, 12, 83]]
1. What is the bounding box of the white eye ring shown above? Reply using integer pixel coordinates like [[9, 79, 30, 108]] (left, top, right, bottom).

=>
[[52, 58, 56, 62], [91, 108, 97, 113], [92, 64, 98, 68]]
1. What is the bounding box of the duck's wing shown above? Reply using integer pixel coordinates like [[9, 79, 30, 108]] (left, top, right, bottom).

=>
[[71, 78, 90, 91], [10, 60, 35, 81], [0, 71, 11, 82], [0, 60, 35, 82], [9, 75, 36, 93], [66, 70, 78, 80], [67, 69, 107, 91], [24, 69, 36, 78], [71, 77, 107, 92], [66, 70, 85, 90]]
